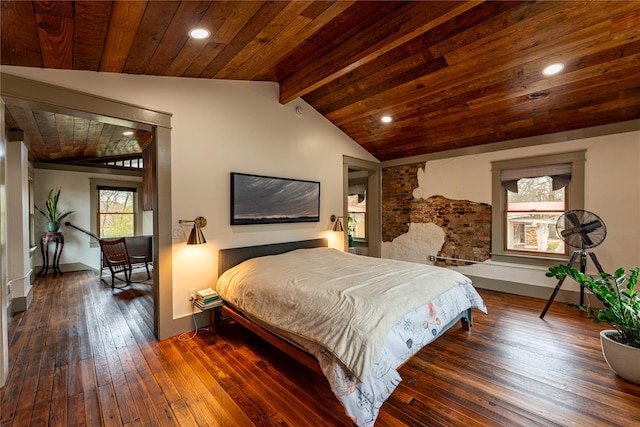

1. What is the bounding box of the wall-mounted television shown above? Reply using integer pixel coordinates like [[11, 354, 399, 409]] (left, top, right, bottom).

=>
[[230, 172, 320, 225]]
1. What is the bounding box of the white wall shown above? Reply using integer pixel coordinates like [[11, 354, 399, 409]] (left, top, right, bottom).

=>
[[6, 140, 31, 307], [3, 66, 377, 321], [389, 130, 640, 295], [32, 169, 147, 271], [1, 98, 8, 386]]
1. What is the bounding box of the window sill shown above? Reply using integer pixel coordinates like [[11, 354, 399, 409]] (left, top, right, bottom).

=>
[[491, 252, 569, 268]]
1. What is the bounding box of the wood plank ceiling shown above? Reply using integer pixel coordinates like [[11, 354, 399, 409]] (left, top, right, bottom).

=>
[[2, 1, 640, 163]]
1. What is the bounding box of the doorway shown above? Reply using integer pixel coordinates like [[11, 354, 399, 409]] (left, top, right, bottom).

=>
[[342, 156, 381, 257], [0, 72, 173, 342]]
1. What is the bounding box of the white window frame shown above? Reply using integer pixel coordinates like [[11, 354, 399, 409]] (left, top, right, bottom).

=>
[[491, 150, 585, 266]]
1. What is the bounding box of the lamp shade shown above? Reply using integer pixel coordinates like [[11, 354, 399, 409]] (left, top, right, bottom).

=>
[[180, 216, 207, 245], [187, 224, 206, 245], [330, 214, 344, 232]]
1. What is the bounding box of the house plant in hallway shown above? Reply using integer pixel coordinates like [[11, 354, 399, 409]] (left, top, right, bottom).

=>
[[546, 265, 640, 384], [35, 188, 74, 232]]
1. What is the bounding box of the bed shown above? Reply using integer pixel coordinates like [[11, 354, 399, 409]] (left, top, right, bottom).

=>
[[215, 238, 487, 426]]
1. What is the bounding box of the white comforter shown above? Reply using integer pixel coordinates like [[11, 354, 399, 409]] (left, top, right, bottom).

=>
[[216, 248, 477, 381]]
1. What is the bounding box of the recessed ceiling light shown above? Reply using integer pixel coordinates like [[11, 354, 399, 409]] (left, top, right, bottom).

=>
[[543, 63, 564, 76], [123, 131, 134, 136], [381, 116, 392, 123], [189, 28, 210, 39]]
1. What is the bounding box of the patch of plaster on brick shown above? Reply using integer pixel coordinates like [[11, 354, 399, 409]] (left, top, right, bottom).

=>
[[381, 222, 445, 264], [412, 163, 428, 200]]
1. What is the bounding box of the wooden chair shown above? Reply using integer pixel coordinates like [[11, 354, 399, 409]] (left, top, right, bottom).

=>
[[99, 237, 151, 288]]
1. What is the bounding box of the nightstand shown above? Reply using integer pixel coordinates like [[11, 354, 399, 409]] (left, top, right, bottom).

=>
[[192, 299, 224, 329]]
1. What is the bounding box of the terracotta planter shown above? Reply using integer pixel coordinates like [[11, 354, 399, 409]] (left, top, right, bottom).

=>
[[600, 330, 640, 384]]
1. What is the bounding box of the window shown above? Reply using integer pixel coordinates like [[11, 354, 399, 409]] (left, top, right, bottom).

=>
[[505, 175, 567, 255], [90, 178, 143, 247], [491, 151, 585, 265], [86, 155, 144, 169], [98, 187, 135, 237], [348, 174, 367, 240], [103, 156, 143, 169], [348, 194, 366, 239]]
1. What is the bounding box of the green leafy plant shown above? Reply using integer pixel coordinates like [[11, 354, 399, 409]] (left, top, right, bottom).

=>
[[546, 265, 640, 348], [35, 188, 74, 225], [347, 213, 356, 235]]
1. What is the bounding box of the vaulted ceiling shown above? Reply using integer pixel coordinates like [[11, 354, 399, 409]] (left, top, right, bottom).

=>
[[2, 0, 640, 163]]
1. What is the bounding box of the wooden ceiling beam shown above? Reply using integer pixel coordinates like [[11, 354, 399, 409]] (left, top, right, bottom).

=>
[[304, 1, 522, 113], [227, 1, 354, 81], [326, 2, 639, 129], [278, 1, 481, 104], [3, 1, 640, 162]]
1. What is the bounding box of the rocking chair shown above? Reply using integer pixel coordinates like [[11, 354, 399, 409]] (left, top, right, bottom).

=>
[[99, 237, 151, 288]]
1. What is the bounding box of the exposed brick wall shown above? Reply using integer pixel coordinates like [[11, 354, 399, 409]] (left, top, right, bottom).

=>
[[381, 162, 423, 242], [412, 195, 491, 266], [382, 164, 492, 266]]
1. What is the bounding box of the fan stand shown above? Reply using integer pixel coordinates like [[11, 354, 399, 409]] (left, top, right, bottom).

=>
[[540, 248, 604, 319]]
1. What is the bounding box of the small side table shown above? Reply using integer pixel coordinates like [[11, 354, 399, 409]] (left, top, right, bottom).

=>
[[193, 300, 225, 329], [39, 231, 64, 276]]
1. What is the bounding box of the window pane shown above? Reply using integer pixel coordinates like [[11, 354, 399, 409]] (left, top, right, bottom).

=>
[[99, 188, 135, 237], [348, 194, 366, 239], [99, 213, 134, 237], [348, 212, 366, 239], [100, 189, 134, 213], [505, 177, 566, 254]]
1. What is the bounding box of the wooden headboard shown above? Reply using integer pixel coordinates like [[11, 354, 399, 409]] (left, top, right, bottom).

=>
[[217, 238, 328, 276]]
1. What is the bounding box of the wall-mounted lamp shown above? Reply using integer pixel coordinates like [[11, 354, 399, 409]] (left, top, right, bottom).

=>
[[179, 216, 207, 244], [330, 214, 344, 232]]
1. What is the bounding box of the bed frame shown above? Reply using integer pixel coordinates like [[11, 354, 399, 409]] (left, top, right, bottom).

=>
[[216, 239, 328, 375], [215, 238, 472, 376]]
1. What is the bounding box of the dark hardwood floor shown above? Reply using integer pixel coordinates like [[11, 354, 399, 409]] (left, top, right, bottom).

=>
[[2, 270, 639, 426]]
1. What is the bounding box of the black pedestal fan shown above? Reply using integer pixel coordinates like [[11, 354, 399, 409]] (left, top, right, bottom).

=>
[[540, 210, 607, 318]]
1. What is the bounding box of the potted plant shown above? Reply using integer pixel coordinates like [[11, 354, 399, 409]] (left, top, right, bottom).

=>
[[546, 264, 640, 384], [35, 188, 74, 232]]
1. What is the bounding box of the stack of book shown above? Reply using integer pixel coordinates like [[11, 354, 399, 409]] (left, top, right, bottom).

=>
[[193, 288, 224, 310]]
